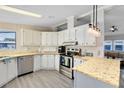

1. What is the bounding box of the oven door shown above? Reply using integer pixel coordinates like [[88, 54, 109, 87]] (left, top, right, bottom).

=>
[[60, 55, 72, 68]]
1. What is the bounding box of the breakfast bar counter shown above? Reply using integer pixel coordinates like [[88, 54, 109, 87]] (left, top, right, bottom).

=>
[[73, 56, 120, 88]]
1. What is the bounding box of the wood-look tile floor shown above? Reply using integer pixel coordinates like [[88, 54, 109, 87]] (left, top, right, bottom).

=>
[[3, 70, 74, 88]]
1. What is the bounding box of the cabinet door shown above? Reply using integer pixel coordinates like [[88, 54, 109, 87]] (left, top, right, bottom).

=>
[[7, 58, 17, 81], [75, 26, 85, 46], [0, 61, 7, 87], [47, 32, 52, 46], [55, 55, 60, 71], [69, 28, 76, 41], [34, 55, 41, 71], [64, 30, 69, 42], [41, 32, 47, 46], [23, 30, 33, 46], [58, 31, 64, 46], [41, 55, 48, 69], [47, 55, 55, 69], [51, 32, 58, 46], [84, 25, 96, 46], [32, 31, 41, 46]]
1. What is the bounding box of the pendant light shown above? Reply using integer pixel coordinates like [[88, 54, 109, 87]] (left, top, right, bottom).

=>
[[88, 5, 101, 37]]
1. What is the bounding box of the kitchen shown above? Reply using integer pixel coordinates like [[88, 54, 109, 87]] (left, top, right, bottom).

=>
[[0, 5, 122, 88]]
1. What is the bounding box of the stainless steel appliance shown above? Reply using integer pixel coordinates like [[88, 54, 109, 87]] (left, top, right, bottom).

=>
[[17, 56, 34, 76], [59, 47, 81, 79], [58, 46, 66, 53], [60, 55, 74, 79]]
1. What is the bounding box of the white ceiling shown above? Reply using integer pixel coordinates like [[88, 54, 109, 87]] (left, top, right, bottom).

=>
[[104, 5, 124, 32], [0, 5, 92, 27]]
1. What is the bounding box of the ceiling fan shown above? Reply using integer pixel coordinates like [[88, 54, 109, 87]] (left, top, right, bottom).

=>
[[110, 26, 118, 32]]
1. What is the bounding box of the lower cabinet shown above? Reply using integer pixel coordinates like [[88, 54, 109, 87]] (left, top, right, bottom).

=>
[[0, 61, 7, 87], [7, 58, 17, 82], [55, 55, 60, 71], [47, 55, 55, 70], [34, 55, 41, 71], [0, 58, 17, 87], [41, 55, 48, 69], [33, 55, 60, 71], [41, 55, 55, 70]]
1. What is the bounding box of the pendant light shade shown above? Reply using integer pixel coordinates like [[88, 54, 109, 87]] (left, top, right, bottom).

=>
[[88, 5, 101, 37]]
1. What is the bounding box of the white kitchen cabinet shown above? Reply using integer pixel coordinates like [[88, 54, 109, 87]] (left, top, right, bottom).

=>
[[51, 32, 58, 46], [69, 28, 76, 41], [75, 26, 85, 46], [0, 61, 7, 87], [41, 55, 48, 69], [32, 31, 41, 46], [41, 32, 47, 46], [41, 55, 56, 70], [55, 55, 60, 71], [46, 32, 52, 46], [75, 24, 96, 46], [23, 29, 33, 46], [47, 55, 55, 69], [58, 31, 64, 45], [7, 58, 17, 82], [21, 29, 41, 46], [34, 55, 41, 71], [85, 30, 96, 46], [63, 30, 69, 42]]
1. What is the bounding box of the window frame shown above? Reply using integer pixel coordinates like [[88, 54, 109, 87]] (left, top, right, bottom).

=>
[[0, 31, 16, 50]]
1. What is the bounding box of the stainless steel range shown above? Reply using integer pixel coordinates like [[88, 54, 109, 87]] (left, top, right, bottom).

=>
[[59, 47, 81, 79]]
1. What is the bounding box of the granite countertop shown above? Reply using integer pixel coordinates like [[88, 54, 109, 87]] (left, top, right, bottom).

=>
[[73, 56, 120, 87], [0, 51, 60, 59]]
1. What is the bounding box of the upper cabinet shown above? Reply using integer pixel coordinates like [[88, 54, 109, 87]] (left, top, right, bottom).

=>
[[83, 25, 96, 46], [69, 28, 76, 41], [51, 32, 58, 46], [75, 26, 85, 46], [63, 30, 69, 42], [32, 31, 41, 46], [58, 31, 64, 46], [41, 32, 58, 46], [22, 29, 33, 46], [75, 24, 96, 46], [21, 29, 41, 46], [20, 24, 96, 47], [41, 32, 47, 46]]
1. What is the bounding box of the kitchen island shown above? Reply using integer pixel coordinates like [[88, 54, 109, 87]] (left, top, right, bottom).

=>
[[73, 56, 120, 88]]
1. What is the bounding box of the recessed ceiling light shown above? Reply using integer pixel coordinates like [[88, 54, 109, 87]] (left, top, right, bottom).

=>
[[0, 5, 42, 18]]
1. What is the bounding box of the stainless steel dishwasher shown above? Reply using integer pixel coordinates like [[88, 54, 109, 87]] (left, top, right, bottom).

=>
[[17, 56, 34, 76]]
